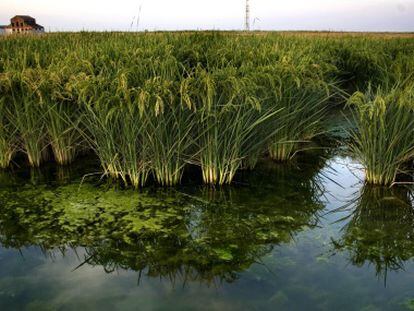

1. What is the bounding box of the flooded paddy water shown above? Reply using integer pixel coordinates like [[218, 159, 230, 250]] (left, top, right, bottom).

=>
[[0, 152, 413, 310]]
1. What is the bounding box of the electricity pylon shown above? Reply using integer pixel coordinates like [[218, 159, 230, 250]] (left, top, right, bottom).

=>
[[245, 0, 250, 31]]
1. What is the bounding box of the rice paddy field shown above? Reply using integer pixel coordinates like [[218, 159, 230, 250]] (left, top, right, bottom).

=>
[[0, 32, 414, 309]]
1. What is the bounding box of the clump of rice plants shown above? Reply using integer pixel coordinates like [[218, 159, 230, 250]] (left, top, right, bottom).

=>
[[7, 70, 49, 167], [348, 84, 414, 186], [78, 79, 150, 188], [193, 68, 281, 185], [115, 103, 150, 188], [41, 72, 82, 165], [75, 71, 120, 180], [136, 56, 197, 187], [0, 98, 17, 169], [44, 100, 80, 166], [142, 78, 196, 186], [1, 32, 414, 188], [257, 65, 334, 162]]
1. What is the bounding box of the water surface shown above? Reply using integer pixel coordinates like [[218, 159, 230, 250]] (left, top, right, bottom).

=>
[[0, 154, 413, 310]]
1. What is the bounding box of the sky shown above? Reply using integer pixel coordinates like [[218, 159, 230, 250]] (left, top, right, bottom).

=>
[[0, 0, 413, 32]]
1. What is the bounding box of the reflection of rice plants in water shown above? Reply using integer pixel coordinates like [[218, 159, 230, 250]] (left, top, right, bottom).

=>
[[0, 161, 324, 285], [332, 185, 414, 280], [73, 194, 321, 285], [241, 149, 330, 205]]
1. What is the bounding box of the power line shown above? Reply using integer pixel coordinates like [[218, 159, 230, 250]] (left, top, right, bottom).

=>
[[130, 1, 143, 32], [130, 16, 136, 31]]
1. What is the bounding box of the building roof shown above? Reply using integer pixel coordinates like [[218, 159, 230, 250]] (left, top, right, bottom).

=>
[[12, 15, 36, 21]]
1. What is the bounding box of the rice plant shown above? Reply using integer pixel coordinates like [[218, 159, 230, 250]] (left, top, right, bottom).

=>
[[0, 98, 17, 169], [137, 57, 197, 187], [348, 83, 414, 186], [80, 92, 148, 187], [41, 71, 82, 165], [7, 70, 49, 167], [142, 78, 196, 186], [82, 104, 120, 180], [257, 65, 334, 162], [44, 101, 80, 165], [76, 70, 151, 188], [115, 104, 150, 188], [193, 68, 281, 185]]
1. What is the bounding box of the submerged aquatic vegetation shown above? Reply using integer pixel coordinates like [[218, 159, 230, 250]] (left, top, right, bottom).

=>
[[348, 84, 414, 186], [0, 160, 322, 284]]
